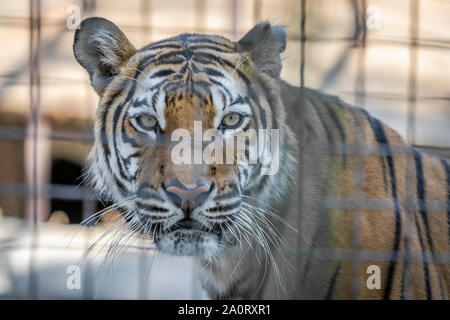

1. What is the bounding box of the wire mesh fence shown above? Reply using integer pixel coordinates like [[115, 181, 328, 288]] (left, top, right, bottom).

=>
[[0, 0, 448, 299]]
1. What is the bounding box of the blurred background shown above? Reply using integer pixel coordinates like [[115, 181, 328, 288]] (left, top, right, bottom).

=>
[[0, 0, 448, 299]]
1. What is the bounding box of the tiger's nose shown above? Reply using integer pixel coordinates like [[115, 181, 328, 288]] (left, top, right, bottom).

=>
[[162, 178, 213, 214]]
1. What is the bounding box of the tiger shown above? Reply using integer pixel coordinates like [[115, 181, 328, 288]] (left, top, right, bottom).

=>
[[73, 17, 450, 299]]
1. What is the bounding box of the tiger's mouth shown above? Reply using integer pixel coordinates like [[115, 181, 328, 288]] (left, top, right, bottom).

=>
[[153, 218, 224, 258], [170, 219, 221, 236]]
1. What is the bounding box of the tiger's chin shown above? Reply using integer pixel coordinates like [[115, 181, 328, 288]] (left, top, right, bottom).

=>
[[155, 229, 223, 259]]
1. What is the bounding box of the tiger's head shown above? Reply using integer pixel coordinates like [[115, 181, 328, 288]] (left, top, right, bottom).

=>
[[74, 18, 291, 259]]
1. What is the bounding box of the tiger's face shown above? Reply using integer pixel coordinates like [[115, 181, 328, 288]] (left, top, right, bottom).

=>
[[118, 49, 252, 258], [74, 18, 287, 259]]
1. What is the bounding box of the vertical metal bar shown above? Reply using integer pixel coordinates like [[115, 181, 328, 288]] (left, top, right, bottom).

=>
[[190, 0, 208, 299], [295, 0, 307, 299], [300, 0, 306, 88], [231, 0, 238, 40], [27, 0, 41, 299], [355, 0, 366, 108], [253, 0, 262, 25], [81, 0, 96, 300], [195, 0, 205, 32], [138, 0, 146, 301], [403, 0, 420, 300], [139, 2, 149, 299], [141, 0, 152, 44], [406, 0, 419, 145], [351, 0, 367, 300]]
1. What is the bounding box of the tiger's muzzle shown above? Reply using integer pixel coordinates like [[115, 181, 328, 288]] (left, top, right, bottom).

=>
[[135, 174, 242, 258], [162, 178, 213, 215]]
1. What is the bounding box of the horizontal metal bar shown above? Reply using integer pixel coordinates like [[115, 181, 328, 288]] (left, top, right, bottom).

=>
[[0, 238, 448, 263], [0, 125, 94, 142], [0, 183, 98, 201], [0, 182, 448, 213], [336, 90, 450, 102], [296, 247, 450, 264], [0, 126, 449, 157], [0, 15, 449, 49]]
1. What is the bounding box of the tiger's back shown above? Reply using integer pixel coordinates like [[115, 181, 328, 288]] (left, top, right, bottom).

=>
[[269, 84, 450, 299]]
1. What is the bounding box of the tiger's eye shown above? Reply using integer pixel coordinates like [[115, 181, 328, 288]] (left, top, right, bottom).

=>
[[221, 113, 242, 128], [136, 114, 158, 131]]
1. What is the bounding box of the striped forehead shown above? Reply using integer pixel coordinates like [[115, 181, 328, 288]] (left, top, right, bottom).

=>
[[126, 34, 252, 130], [141, 33, 237, 56], [128, 83, 251, 131]]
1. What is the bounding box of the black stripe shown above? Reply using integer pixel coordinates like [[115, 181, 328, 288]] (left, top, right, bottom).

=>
[[191, 55, 218, 66], [322, 98, 347, 167], [152, 58, 187, 67], [230, 96, 246, 106], [188, 44, 234, 53], [253, 80, 276, 129], [220, 91, 227, 110], [121, 101, 141, 149], [241, 121, 251, 133], [414, 150, 436, 255], [209, 78, 232, 102], [183, 37, 235, 50], [441, 159, 450, 246], [136, 201, 169, 213], [149, 49, 185, 62], [190, 52, 228, 66], [305, 91, 334, 148], [102, 62, 148, 196], [111, 70, 140, 184], [141, 50, 186, 70], [121, 132, 139, 150], [361, 110, 389, 193], [365, 113, 402, 299], [123, 150, 142, 164], [414, 151, 439, 299], [112, 100, 133, 181], [131, 96, 149, 108], [193, 52, 250, 86], [213, 190, 239, 201], [150, 92, 159, 111], [414, 208, 432, 299], [148, 44, 184, 51], [151, 69, 176, 79], [248, 85, 267, 129], [325, 264, 341, 300], [202, 67, 225, 78], [207, 200, 242, 213], [99, 85, 129, 196]]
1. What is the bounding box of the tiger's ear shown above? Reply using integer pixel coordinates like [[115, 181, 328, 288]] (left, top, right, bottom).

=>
[[237, 21, 286, 78], [73, 17, 136, 95]]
